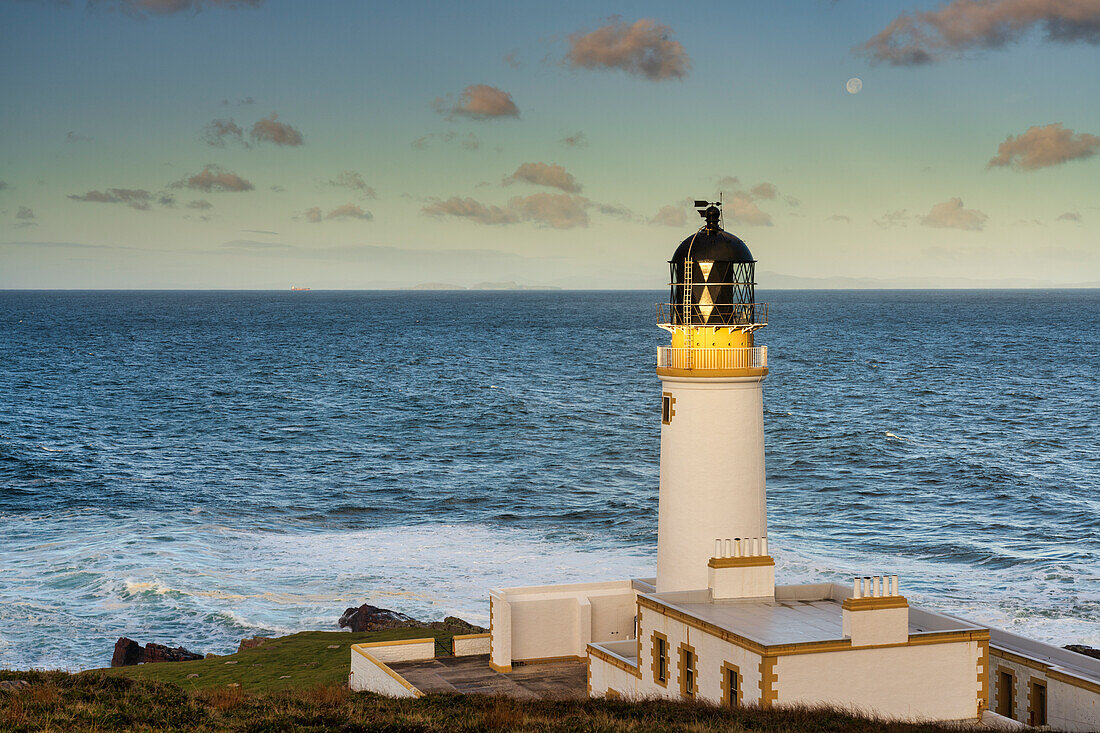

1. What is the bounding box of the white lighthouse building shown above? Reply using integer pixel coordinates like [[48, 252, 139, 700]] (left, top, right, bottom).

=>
[[352, 200, 1100, 730]]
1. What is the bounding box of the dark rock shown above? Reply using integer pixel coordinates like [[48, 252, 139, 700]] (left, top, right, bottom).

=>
[[238, 636, 271, 653], [111, 637, 202, 666], [338, 604, 417, 632], [0, 680, 30, 693], [112, 637, 144, 667], [337, 604, 487, 634], [143, 642, 203, 664], [1065, 644, 1100, 660]]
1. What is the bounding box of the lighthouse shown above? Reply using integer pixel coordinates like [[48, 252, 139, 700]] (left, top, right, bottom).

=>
[[655, 201, 769, 593]]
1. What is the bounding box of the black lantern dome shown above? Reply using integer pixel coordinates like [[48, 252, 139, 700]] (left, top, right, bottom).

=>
[[668, 204, 757, 326]]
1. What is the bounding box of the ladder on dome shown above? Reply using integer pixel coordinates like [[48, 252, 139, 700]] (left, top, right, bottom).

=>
[[681, 258, 693, 369]]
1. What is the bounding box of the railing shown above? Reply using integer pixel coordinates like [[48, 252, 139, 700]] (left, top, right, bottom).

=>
[[656, 302, 768, 327], [656, 346, 767, 371]]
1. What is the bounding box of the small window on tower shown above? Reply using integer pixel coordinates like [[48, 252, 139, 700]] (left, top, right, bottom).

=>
[[662, 393, 675, 425]]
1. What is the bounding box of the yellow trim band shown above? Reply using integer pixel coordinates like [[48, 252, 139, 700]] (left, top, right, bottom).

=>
[[841, 596, 910, 612], [708, 555, 775, 569]]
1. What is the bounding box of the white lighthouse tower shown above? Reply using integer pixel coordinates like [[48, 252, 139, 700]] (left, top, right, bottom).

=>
[[655, 201, 770, 593]]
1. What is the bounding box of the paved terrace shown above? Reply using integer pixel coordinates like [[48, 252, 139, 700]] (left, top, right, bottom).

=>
[[388, 655, 587, 699]]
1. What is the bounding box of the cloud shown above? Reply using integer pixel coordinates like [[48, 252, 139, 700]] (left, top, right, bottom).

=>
[[325, 171, 376, 198], [411, 132, 481, 150], [250, 113, 303, 146], [503, 51, 521, 69], [1057, 211, 1082, 221], [325, 203, 372, 221], [725, 191, 772, 227], [858, 0, 1100, 66], [561, 131, 588, 147], [303, 203, 372, 223], [827, 214, 852, 223], [749, 182, 779, 200], [0, 181, 7, 191], [920, 197, 988, 230], [203, 118, 245, 147], [422, 193, 593, 229], [92, 1, 266, 17], [435, 85, 520, 120], [187, 199, 213, 210], [987, 123, 1100, 171], [175, 165, 254, 192], [715, 176, 740, 189], [221, 96, 256, 106], [422, 197, 519, 226], [565, 18, 690, 80], [874, 209, 911, 228], [66, 131, 93, 143], [503, 162, 582, 193], [14, 206, 37, 227], [68, 188, 155, 209], [509, 192, 589, 229], [650, 204, 688, 227]]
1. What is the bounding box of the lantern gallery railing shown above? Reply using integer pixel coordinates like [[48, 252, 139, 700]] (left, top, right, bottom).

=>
[[656, 302, 768, 328], [656, 346, 767, 371]]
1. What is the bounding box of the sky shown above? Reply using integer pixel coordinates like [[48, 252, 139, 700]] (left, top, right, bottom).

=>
[[1, 0, 1098, 289]]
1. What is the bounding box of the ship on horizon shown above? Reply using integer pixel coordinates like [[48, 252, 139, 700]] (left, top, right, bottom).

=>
[[290, 286, 311, 291]]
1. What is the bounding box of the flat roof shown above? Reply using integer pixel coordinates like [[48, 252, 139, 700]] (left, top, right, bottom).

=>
[[643, 582, 982, 648]]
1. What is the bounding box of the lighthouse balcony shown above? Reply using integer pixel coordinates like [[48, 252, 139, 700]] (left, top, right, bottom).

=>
[[657, 345, 767, 375]]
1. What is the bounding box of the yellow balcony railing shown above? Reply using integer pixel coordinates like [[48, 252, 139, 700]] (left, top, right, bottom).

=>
[[656, 346, 767, 371]]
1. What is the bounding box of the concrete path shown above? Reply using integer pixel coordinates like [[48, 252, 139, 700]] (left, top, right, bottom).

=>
[[388, 655, 587, 699]]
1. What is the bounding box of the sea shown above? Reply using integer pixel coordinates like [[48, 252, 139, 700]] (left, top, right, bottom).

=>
[[1, 290, 1097, 671]]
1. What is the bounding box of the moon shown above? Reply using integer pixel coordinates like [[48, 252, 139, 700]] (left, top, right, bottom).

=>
[[846, 77, 863, 94]]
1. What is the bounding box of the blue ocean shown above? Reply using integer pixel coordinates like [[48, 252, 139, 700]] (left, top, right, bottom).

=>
[[1, 290, 1098, 671]]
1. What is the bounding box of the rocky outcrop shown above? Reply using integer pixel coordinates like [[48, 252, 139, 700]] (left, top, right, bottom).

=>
[[1065, 644, 1100, 660], [112, 638, 144, 667], [143, 643, 203, 664], [238, 636, 271, 653], [111, 637, 202, 667], [0, 680, 30, 693], [337, 604, 486, 634]]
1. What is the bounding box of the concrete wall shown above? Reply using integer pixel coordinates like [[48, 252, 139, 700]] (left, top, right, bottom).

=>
[[656, 375, 767, 594], [348, 643, 426, 697], [489, 580, 637, 666], [359, 638, 435, 663], [775, 639, 982, 721], [990, 649, 1100, 732], [452, 633, 491, 657], [635, 602, 763, 705]]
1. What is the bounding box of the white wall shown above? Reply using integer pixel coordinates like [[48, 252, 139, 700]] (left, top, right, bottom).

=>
[[348, 645, 422, 697], [990, 651, 1100, 732], [776, 640, 981, 721], [359, 639, 435, 663], [636, 602, 763, 705], [490, 580, 637, 665], [452, 634, 491, 657], [657, 375, 767, 593]]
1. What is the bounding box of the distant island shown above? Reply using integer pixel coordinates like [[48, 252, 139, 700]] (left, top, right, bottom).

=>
[[412, 281, 562, 291]]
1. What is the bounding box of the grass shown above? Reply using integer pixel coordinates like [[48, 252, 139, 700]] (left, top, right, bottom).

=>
[[0, 671, 977, 732], [96, 629, 456, 693]]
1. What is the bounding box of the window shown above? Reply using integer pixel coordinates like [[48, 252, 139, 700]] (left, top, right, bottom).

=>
[[1029, 680, 1047, 727], [651, 632, 669, 686], [996, 669, 1015, 719], [678, 643, 697, 699], [661, 393, 675, 425], [721, 662, 741, 707]]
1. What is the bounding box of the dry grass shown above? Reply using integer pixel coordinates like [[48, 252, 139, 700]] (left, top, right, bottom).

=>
[[0, 670, 980, 732]]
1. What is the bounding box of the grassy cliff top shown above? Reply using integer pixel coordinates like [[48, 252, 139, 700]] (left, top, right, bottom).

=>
[[97, 629, 455, 693]]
